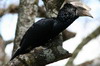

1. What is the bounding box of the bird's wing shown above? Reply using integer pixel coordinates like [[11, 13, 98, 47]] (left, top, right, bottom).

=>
[[19, 18, 54, 51]]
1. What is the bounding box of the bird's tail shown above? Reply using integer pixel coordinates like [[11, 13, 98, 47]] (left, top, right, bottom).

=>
[[10, 49, 21, 61]]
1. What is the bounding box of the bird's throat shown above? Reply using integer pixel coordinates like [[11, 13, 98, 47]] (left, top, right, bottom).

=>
[[57, 16, 79, 28]]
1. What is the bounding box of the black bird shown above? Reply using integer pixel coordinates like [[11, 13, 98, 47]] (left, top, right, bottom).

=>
[[10, 2, 92, 60]]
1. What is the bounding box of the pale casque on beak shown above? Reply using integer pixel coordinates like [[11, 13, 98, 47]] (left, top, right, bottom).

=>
[[70, 1, 93, 18]]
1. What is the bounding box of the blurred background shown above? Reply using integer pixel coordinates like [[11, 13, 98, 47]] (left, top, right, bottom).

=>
[[0, 0, 100, 66]]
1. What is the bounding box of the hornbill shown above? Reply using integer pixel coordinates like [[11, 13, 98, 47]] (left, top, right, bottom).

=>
[[10, 2, 92, 60]]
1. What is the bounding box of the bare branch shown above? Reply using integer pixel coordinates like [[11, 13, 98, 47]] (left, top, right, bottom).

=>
[[62, 30, 76, 41], [4, 40, 14, 48], [66, 26, 100, 66], [0, 4, 18, 17], [4, 40, 13, 45], [78, 57, 100, 66], [5, 35, 72, 66]]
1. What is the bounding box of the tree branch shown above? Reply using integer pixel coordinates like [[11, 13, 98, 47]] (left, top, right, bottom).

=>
[[62, 30, 76, 41], [5, 35, 72, 66], [13, 0, 38, 54], [4, 40, 14, 48], [66, 26, 100, 66], [42, 0, 65, 17], [78, 57, 100, 66], [0, 4, 18, 17]]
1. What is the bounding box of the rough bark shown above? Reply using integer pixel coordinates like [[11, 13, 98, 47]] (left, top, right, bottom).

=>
[[42, 0, 65, 17], [66, 26, 100, 66], [13, 0, 38, 54], [5, 35, 72, 66]]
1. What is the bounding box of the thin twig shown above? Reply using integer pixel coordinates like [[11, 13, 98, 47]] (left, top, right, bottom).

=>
[[66, 26, 100, 66]]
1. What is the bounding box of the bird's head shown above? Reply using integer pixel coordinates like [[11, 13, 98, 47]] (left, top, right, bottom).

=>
[[70, 2, 93, 18], [57, 2, 93, 21]]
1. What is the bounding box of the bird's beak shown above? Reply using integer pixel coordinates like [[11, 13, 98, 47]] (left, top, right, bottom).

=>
[[79, 10, 93, 18], [70, 1, 93, 18]]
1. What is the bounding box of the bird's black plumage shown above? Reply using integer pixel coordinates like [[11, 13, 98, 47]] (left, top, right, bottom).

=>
[[10, 3, 91, 60]]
